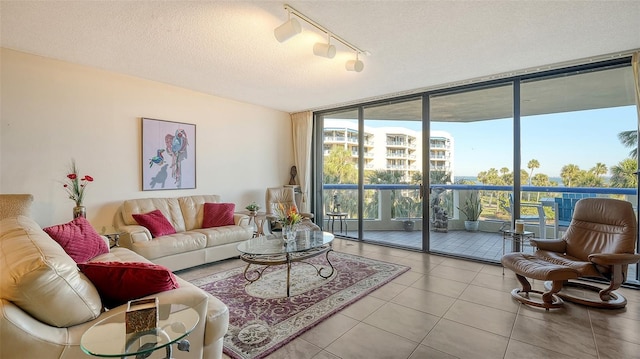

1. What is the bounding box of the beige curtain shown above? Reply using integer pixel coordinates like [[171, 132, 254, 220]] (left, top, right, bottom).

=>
[[633, 52, 640, 126], [291, 111, 313, 213]]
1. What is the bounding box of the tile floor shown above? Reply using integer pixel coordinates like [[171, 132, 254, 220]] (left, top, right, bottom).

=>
[[177, 238, 640, 359]]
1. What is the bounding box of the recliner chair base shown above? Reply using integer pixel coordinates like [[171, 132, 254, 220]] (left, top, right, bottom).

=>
[[543, 281, 627, 309], [510, 288, 564, 309]]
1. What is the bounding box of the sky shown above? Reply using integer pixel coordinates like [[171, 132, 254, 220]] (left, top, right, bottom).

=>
[[363, 105, 637, 178]]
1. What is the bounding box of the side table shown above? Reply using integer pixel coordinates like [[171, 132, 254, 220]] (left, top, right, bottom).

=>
[[326, 212, 348, 234], [241, 211, 267, 237], [81, 303, 199, 359], [500, 229, 535, 275], [104, 233, 121, 249]]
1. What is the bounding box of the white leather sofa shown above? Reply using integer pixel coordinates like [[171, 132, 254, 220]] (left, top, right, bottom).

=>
[[115, 195, 253, 271], [0, 196, 229, 359]]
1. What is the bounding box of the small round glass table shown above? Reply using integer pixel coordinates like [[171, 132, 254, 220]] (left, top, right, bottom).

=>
[[81, 303, 199, 359]]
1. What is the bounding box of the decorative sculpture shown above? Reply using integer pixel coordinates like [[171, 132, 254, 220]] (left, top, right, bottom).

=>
[[289, 166, 297, 185]]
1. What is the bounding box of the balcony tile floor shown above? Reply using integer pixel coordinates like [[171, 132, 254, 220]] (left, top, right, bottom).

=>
[[178, 237, 640, 359]]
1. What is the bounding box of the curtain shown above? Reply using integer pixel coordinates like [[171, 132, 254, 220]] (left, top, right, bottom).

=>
[[291, 111, 313, 213], [633, 52, 640, 126]]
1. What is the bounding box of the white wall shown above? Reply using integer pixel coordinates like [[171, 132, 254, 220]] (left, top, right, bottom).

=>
[[1, 48, 293, 231]]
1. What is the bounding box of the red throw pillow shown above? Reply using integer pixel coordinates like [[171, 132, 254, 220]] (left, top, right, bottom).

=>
[[132, 209, 176, 237], [43, 217, 109, 263], [78, 261, 180, 308], [202, 203, 235, 228]]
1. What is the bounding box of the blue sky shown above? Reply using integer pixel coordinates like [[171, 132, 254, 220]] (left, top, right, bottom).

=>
[[366, 105, 637, 177]]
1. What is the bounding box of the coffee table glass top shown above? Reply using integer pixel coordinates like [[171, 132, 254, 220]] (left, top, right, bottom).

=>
[[237, 230, 334, 255], [81, 303, 199, 358]]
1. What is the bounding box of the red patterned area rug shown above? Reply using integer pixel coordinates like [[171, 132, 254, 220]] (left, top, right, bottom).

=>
[[190, 251, 410, 359]]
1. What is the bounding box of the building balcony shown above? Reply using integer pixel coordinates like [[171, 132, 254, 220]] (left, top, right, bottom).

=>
[[320, 182, 638, 283]]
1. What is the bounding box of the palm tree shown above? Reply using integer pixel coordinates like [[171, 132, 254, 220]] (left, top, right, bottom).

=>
[[610, 158, 638, 188], [591, 162, 608, 178], [560, 164, 581, 187], [618, 130, 638, 159], [527, 159, 540, 185], [526, 159, 539, 200]]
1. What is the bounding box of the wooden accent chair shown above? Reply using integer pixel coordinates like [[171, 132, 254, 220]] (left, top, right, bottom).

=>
[[501, 197, 640, 309]]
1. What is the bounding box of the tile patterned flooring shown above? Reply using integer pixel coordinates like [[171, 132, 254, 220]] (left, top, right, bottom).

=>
[[177, 237, 640, 359]]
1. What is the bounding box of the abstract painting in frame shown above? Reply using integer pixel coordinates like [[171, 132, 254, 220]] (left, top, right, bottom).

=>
[[142, 117, 196, 190]]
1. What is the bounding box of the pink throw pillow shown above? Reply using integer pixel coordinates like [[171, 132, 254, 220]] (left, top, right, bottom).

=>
[[43, 217, 109, 263], [202, 203, 235, 228], [132, 209, 176, 237], [78, 261, 180, 308]]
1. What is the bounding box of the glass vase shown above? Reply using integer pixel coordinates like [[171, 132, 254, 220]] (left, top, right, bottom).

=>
[[73, 205, 86, 219], [282, 224, 298, 244]]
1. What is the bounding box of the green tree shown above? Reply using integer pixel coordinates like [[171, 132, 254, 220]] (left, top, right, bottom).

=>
[[527, 159, 540, 185], [610, 158, 638, 188], [576, 171, 604, 187], [323, 146, 357, 184], [591, 162, 608, 178], [429, 170, 451, 185], [366, 169, 405, 184], [560, 164, 581, 187], [618, 130, 638, 159]]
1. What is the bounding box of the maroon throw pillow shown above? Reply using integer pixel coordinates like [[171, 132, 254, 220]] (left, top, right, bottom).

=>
[[132, 209, 176, 237], [202, 202, 235, 228], [43, 217, 109, 263], [78, 261, 180, 308]]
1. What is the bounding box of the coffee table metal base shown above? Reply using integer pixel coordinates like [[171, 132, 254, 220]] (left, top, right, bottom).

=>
[[240, 245, 334, 297]]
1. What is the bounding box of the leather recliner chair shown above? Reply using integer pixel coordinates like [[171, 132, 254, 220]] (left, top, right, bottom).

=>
[[502, 197, 640, 309], [265, 187, 320, 233]]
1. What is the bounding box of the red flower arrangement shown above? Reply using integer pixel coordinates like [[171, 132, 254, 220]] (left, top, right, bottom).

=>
[[63, 160, 94, 206]]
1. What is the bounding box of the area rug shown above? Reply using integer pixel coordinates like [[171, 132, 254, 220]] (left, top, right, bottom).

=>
[[190, 251, 410, 359]]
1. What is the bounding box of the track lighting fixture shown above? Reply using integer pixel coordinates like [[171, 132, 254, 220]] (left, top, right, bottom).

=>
[[275, 4, 368, 72], [345, 52, 364, 72], [274, 11, 301, 43], [313, 35, 336, 59]]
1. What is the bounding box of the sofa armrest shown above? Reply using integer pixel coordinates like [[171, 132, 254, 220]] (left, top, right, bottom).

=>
[[116, 224, 152, 249], [0, 298, 82, 358], [589, 253, 640, 266], [233, 213, 250, 227]]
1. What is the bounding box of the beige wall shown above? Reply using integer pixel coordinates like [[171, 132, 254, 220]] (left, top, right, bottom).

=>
[[1, 48, 293, 231]]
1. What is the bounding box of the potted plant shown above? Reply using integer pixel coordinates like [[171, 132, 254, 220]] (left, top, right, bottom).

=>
[[457, 190, 483, 232], [245, 202, 260, 215], [397, 196, 420, 232]]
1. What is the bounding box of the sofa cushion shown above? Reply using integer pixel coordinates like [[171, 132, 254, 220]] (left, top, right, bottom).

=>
[[43, 217, 109, 263], [132, 209, 177, 237], [122, 197, 186, 232], [203, 203, 235, 228], [78, 261, 180, 308], [0, 216, 102, 327], [178, 194, 221, 230]]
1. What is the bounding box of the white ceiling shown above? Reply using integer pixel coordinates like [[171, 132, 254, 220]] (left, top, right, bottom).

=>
[[1, 1, 639, 114]]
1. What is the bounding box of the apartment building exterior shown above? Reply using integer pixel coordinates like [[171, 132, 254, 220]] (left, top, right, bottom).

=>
[[323, 119, 454, 182]]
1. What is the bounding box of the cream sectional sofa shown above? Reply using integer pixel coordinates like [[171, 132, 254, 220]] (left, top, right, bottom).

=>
[[115, 195, 253, 271], [0, 195, 229, 359]]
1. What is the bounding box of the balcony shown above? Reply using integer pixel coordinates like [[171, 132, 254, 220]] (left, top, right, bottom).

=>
[[321, 184, 638, 273]]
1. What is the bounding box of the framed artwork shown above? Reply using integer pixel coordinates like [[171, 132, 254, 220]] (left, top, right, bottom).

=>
[[142, 117, 196, 190]]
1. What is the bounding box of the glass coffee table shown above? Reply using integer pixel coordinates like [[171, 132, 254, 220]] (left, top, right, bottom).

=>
[[81, 303, 199, 359], [237, 230, 335, 297]]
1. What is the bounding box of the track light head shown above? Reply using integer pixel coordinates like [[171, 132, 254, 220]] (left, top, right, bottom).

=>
[[345, 59, 364, 72], [313, 42, 336, 59], [274, 17, 302, 43]]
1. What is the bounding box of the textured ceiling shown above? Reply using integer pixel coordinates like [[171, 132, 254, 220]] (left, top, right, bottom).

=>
[[1, 1, 639, 113]]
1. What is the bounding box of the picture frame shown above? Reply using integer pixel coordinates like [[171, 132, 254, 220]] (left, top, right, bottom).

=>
[[142, 117, 196, 190]]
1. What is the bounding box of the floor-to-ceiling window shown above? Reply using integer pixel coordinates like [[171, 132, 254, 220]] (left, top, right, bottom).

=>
[[314, 56, 638, 285], [428, 84, 514, 259]]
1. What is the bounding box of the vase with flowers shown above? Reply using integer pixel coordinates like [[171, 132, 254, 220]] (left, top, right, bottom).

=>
[[63, 159, 94, 219], [274, 203, 302, 244]]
